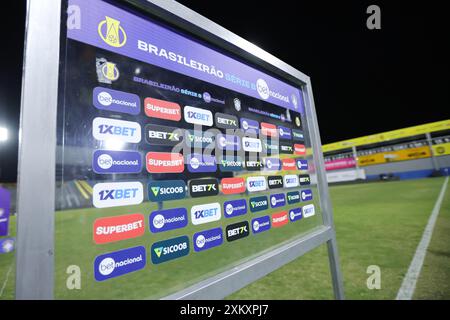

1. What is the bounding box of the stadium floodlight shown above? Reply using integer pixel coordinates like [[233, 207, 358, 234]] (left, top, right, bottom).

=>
[[0, 127, 7, 142]]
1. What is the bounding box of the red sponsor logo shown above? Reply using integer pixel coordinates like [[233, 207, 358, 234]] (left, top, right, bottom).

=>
[[282, 158, 296, 170], [221, 177, 246, 194], [144, 97, 181, 121], [260, 122, 278, 137], [272, 211, 289, 227], [146, 152, 184, 173], [294, 144, 306, 155], [93, 213, 145, 244]]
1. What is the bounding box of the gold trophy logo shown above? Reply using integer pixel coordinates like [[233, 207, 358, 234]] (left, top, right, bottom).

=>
[[98, 16, 127, 47], [101, 61, 120, 81]]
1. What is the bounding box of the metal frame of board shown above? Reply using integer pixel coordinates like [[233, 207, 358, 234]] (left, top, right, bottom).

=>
[[15, 0, 344, 299]]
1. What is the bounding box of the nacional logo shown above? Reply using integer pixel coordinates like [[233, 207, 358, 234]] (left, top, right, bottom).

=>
[[191, 203, 221, 225], [289, 208, 303, 222], [217, 134, 241, 151], [278, 126, 292, 140], [93, 150, 142, 174], [219, 156, 244, 172], [193, 227, 223, 252], [98, 16, 127, 48], [93, 87, 140, 115], [282, 158, 296, 171], [93, 213, 145, 244], [294, 144, 306, 155], [221, 177, 246, 195], [184, 106, 213, 126], [147, 180, 186, 202], [268, 176, 283, 189], [251, 216, 271, 234], [93, 182, 143, 208], [189, 178, 219, 198], [287, 191, 300, 205], [145, 124, 183, 146], [302, 204, 315, 218], [246, 176, 267, 192], [299, 174, 311, 186], [240, 118, 259, 134], [270, 193, 286, 208], [144, 97, 181, 121], [297, 159, 309, 170], [248, 198, 269, 216], [214, 113, 239, 129], [94, 246, 145, 281], [150, 208, 188, 233], [223, 199, 247, 218], [260, 122, 278, 137], [93, 117, 141, 143], [264, 158, 281, 171], [187, 153, 216, 173], [151, 236, 190, 264], [226, 221, 250, 242], [146, 152, 184, 173], [283, 175, 299, 188], [242, 137, 262, 152], [256, 78, 270, 100], [301, 189, 313, 201], [272, 211, 289, 228]]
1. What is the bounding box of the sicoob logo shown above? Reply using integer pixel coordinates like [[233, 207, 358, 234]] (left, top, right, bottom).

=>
[[191, 203, 221, 225], [146, 152, 184, 173], [98, 16, 127, 47], [145, 124, 183, 146], [94, 213, 145, 244], [287, 191, 300, 204], [189, 178, 219, 198], [150, 207, 188, 233], [219, 156, 244, 172], [93, 182, 143, 208], [93, 150, 142, 174], [93, 87, 140, 115], [193, 227, 223, 252], [148, 180, 186, 202], [249, 196, 268, 213], [226, 221, 250, 242], [151, 236, 190, 264], [94, 246, 145, 281], [144, 97, 181, 121], [224, 199, 247, 218], [93, 117, 141, 143]]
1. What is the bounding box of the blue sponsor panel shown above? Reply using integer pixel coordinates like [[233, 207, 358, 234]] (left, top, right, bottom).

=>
[[147, 180, 186, 202], [278, 125, 292, 140], [93, 87, 140, 115], [270, 193, 286, 208], [249, 196, 269, 213], [296, 159, 308, 170], [216, 134, 241, 151], [92, 150, 142, 174], [186, 153, 217, 173], [251, 216, 271, 234], [289, 207, 303, 222], [223, 199, 247, 218], [0, 238, 14, 254], [264, 157, 281, 171], [287, 191, 301, 205], [0, 187, 11, 237], [193, 227, 223, 252], [94, 246, 146, 281], [151, 236, 190, 264], [240, 118, 259, 134], [301, 189, 313, 201], [149, 207, 188, 233]]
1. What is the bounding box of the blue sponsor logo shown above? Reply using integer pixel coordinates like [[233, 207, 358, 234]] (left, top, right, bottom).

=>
[[301, 189, 313, 201], [151, 236, 190, 264], [148, 180, 186, 202], [270, 193, 286, 208], [224, 199, 247, 218], [251, 216, 271, 234], [296, 159, 308, 170], [289, 207, 303, 222], [287, 191, 301, 204], [240, 118, 259, 134], [217, 134, 241, 151], [249, 196, 268, 212], [278, 126, 292, 140], [149, 208, 188, 233], [193, 227, 223, 252], [93, 87, 140, 115], [94, 246, 146, 281], [264, 158, 281, 170], [219, 156, 244, 172], [93, 150, 142, 174], [187, 153, 217, 173]]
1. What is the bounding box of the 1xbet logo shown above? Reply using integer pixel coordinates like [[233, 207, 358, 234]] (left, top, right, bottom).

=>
[[93, 182, 143, 208], [93, 117, 141, 143]]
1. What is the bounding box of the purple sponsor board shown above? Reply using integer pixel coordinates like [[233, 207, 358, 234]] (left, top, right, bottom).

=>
[[240, 118, 259, 134], [93, 87, 140, 115], [216, 134, 241, 151], [264, 158, 281, 171], [94, 246, 146, 281], [149, 207, 188, 233], [92, 150, 142, 174], [301, 189, 313, 202], [0, 238, 14, 254], [193, 227, 223, 252], [278, 126, 292, 140], [296, 159, 308, 170], [186, 153, 217, 173], [270, 193, 286, 208], [67, 0, 303, 113], [289, 207, 303, 222], [0, 187, 11, 237], [223, 199, 247, 218], [251, 216, 271, 234]]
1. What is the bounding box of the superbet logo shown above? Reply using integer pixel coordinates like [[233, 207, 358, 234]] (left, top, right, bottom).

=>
[[146, 152, 184, 173], [93, 213, 145, 244], [221, 177, 246, 195], [294, 144, 306, 155], [260, 122, 278, 137], [282, 158, 296, 170], [144, 97, 181, 121]]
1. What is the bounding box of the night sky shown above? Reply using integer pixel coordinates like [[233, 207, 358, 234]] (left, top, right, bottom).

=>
[[0, 1, 448, 182]]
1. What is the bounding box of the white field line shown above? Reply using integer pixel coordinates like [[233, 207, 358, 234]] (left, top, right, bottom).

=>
[[0, 262, 13, 298], [396, 176, 449, 300]]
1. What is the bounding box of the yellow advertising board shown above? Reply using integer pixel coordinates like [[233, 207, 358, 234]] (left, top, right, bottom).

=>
[[358, 146, 431, 166], [432, 143, 450, 157]]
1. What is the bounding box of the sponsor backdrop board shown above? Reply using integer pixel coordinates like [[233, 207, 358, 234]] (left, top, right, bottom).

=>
[[19, 0, 333, 299]]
